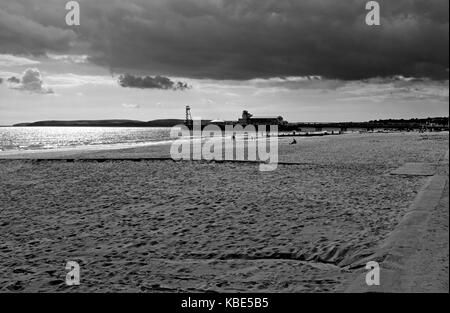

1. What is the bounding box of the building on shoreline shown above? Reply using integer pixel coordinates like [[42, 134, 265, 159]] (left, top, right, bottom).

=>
[[185, 107, 449, 132], [237, 110, 288, 127]]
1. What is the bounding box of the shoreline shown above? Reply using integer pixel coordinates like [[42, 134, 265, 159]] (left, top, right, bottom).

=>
[[0, 140, 175, 159], [2, 131, 448, 160]]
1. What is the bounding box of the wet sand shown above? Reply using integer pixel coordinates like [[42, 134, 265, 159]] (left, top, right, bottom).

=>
[[0, 132, 448, 292]]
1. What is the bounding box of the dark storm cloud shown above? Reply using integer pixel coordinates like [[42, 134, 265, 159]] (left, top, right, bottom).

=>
[[7, 76, 21, 84], [0, 0, 448, 80], [118, 74, 190, 90], [0, 4, 77, 55]]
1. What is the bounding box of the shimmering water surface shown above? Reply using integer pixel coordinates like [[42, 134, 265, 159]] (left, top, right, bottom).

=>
[[0, 127, 175, 152]]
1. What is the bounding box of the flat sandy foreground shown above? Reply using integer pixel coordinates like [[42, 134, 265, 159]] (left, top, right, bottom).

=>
[[0, 132, 448, 292]]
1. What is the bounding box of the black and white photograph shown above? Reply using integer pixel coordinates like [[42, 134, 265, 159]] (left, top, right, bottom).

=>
[[0, 0, 448, 304]]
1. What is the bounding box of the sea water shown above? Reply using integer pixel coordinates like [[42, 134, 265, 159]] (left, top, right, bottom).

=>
[[0, 127, 176, 152]]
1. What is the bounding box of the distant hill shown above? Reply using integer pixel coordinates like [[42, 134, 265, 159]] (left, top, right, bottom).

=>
[[13, 119, 187, 127], [146, 119, 188, 127], [11, 117, 448, 129]]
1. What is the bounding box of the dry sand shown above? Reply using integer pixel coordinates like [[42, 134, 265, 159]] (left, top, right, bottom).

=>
[[0, 132, 448, 292]]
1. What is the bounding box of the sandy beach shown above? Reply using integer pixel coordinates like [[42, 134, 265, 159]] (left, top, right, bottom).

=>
[[0, 132, 448, 292]]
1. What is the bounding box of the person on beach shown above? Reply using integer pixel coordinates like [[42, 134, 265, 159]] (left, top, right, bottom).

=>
[[290, 138, 297, 145]]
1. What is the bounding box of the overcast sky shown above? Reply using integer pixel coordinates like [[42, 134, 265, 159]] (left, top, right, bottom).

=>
[[0, 0, 448, 125]]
